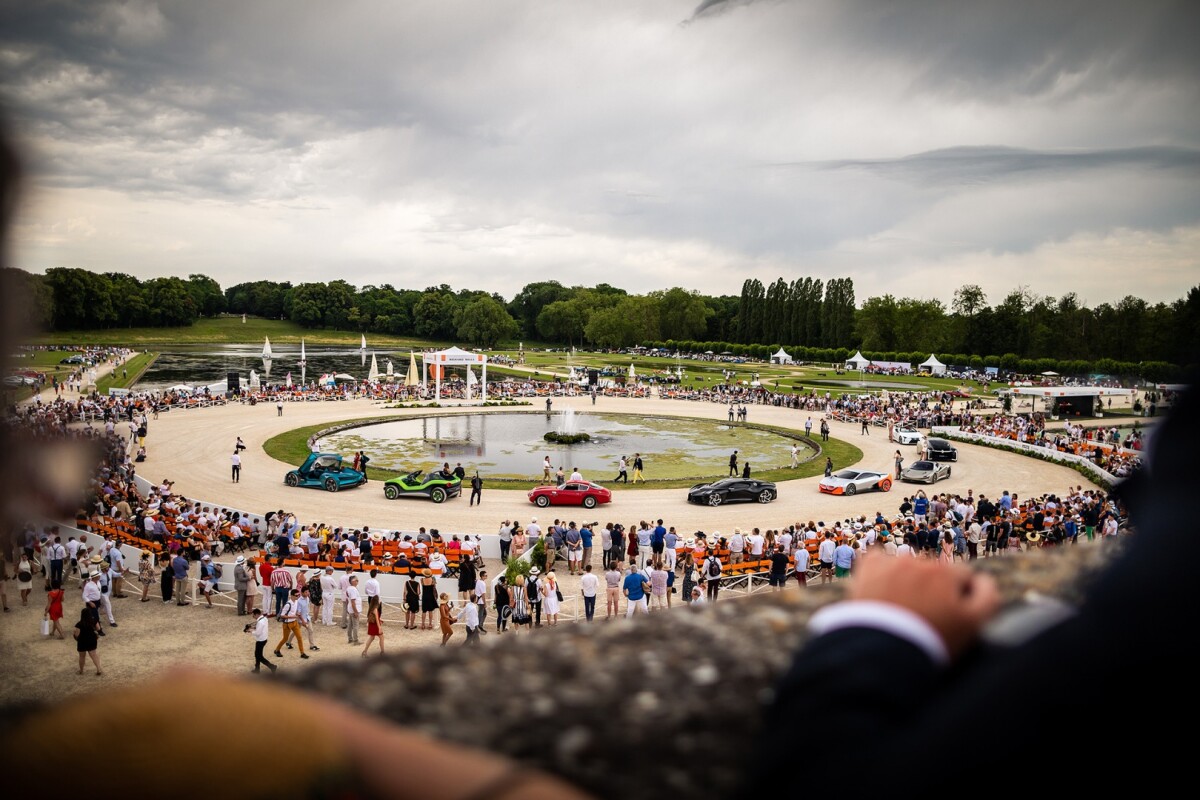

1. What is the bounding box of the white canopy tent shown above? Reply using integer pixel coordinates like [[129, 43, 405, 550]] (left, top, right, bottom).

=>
[[919, 354, 947, 375], [845, 351, 870, 370], [771, 347, 793, 365], [420, 346, 489, 402]]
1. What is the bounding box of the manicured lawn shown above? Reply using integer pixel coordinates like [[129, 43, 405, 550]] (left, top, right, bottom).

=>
[[96, 352, 158, 394], [29, 317, 455, 348], [263, 414, 863, 490]]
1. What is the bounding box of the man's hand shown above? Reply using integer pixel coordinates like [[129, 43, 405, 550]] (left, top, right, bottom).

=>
[[848, 557, 1001, 659]]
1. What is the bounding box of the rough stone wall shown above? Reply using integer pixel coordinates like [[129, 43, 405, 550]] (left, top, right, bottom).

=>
[[286, 544, 1116, 799]]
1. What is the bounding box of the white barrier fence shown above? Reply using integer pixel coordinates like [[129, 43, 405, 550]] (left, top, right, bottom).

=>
[[930, 427, 1122, 486]]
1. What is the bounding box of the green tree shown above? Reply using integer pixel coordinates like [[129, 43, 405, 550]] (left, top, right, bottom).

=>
[[508, 281, 572, 337], [413, 290, 460, 340], [456, 296, 519, 348], [186, 274, 226, 317], [653, 287, 712, 341]]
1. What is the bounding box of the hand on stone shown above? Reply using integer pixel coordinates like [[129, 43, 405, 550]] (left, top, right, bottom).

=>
[[848, 556, 1001, 659]]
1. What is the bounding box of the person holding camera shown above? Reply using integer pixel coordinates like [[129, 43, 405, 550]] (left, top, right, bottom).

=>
[[245, 608, 276, 673]]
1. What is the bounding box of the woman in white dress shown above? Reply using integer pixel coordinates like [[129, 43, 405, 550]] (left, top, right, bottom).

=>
[[15, 554, 35, 606], [542, 571, 560, 626]]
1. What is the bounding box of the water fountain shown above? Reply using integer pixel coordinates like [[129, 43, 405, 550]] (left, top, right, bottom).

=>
[[544, 408, 590, 444]]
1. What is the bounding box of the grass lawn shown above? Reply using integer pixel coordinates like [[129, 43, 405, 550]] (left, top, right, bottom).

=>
[[29, 317, 455, 348], [96, 352, 158, 394], [26, 319, 979, 399], [263, 414, 863, 490]]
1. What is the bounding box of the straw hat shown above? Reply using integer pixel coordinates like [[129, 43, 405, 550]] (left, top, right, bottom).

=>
[[89, 554, 103, 564], [235, 555, 245, 564], [529, 567, 540, 575], [421, 568, 432, 577]]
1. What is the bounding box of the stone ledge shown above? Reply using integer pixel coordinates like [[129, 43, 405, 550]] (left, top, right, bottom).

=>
[[284, 544, 1116, 799]]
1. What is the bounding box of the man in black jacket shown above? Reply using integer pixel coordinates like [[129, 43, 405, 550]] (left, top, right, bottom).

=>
[[753, 385, 1196, 797]]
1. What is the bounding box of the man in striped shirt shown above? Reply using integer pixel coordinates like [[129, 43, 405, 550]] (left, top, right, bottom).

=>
[[269, 559, 293, 616]]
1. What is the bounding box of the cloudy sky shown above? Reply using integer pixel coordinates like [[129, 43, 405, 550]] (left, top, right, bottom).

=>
[[2, 0, 1198, 306]]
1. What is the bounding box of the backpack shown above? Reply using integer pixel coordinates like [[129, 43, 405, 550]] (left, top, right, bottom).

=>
[[706, 557, 722, 579], [527, 577, 540, 602]]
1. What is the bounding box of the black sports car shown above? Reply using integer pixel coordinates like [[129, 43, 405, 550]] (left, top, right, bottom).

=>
[[687, 478, 777, 506], [926, 438, 958, 461]]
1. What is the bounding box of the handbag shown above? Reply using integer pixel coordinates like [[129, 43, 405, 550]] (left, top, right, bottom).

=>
[[40, 617, 50, 636], [556, 589, 564, 602]]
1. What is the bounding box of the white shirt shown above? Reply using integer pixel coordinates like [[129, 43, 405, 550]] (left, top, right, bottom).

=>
[[570, 470, 583, 482], [67, 539, 82, 560], [818, 539, 836, 562], [320, 573, 338, 595], [580, 573, 599, 597], [455, 602, 479, 628], [729, 534, 744, 553], [345, 585, 361, 613], [747, 534, 765, 556], [253, 616, 269, 642], [82, 580, 102, 603], [231, 453, 241, 466], [364, 577, 380, 598]]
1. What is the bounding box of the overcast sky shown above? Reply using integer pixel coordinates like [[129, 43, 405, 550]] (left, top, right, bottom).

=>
[[2, 0, 1197, 307]]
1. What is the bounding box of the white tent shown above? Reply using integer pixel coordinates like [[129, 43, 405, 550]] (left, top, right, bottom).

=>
[[919, 354, 947, 375], [421, 346, 490, 402], [846, 351, 870, 370], [771, 347, 793, 365]]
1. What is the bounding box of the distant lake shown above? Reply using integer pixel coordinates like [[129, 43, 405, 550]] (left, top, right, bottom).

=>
[[136, 344, 412, 389]]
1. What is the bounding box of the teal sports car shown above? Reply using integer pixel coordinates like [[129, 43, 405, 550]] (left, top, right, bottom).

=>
[[284, 453, 367, 492], [383, 470, 462, 503]]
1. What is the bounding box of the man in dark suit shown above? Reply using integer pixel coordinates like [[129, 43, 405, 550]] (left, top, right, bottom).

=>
[[753, 385, 1196, 796]]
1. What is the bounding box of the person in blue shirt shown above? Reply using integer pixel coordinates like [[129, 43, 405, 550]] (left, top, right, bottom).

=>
[[913, 492, 930, 523], [171, 553, 190, 606], [622, 566, 649, 617], [580, 524, 594, 568], [650, 520, 666, 562], [833, 541, 855, 578], [663, 527, 678, 571]]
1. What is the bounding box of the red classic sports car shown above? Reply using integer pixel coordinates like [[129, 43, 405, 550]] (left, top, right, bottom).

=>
[[528, 481, 612, 509]]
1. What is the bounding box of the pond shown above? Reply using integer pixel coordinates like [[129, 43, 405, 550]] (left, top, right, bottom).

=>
[[314, 412, 814, 481], [136, 344, 417, 390]]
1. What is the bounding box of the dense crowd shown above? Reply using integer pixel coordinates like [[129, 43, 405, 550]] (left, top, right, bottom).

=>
[[958, 411, 1143, 477]]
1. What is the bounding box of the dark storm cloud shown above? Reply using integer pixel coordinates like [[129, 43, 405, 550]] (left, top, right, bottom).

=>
[[1, 1, 1197, 302], [818, 146, 1200, 187]]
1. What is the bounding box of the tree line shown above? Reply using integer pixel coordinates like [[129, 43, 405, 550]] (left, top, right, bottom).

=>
[[6, 267, 1196, 373]]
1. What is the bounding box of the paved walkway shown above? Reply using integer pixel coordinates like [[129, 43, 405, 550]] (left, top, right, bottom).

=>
[[138, 394, 1100, 533]]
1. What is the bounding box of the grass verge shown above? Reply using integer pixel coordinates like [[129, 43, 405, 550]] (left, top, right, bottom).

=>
[[96, 352, 158, 394]]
